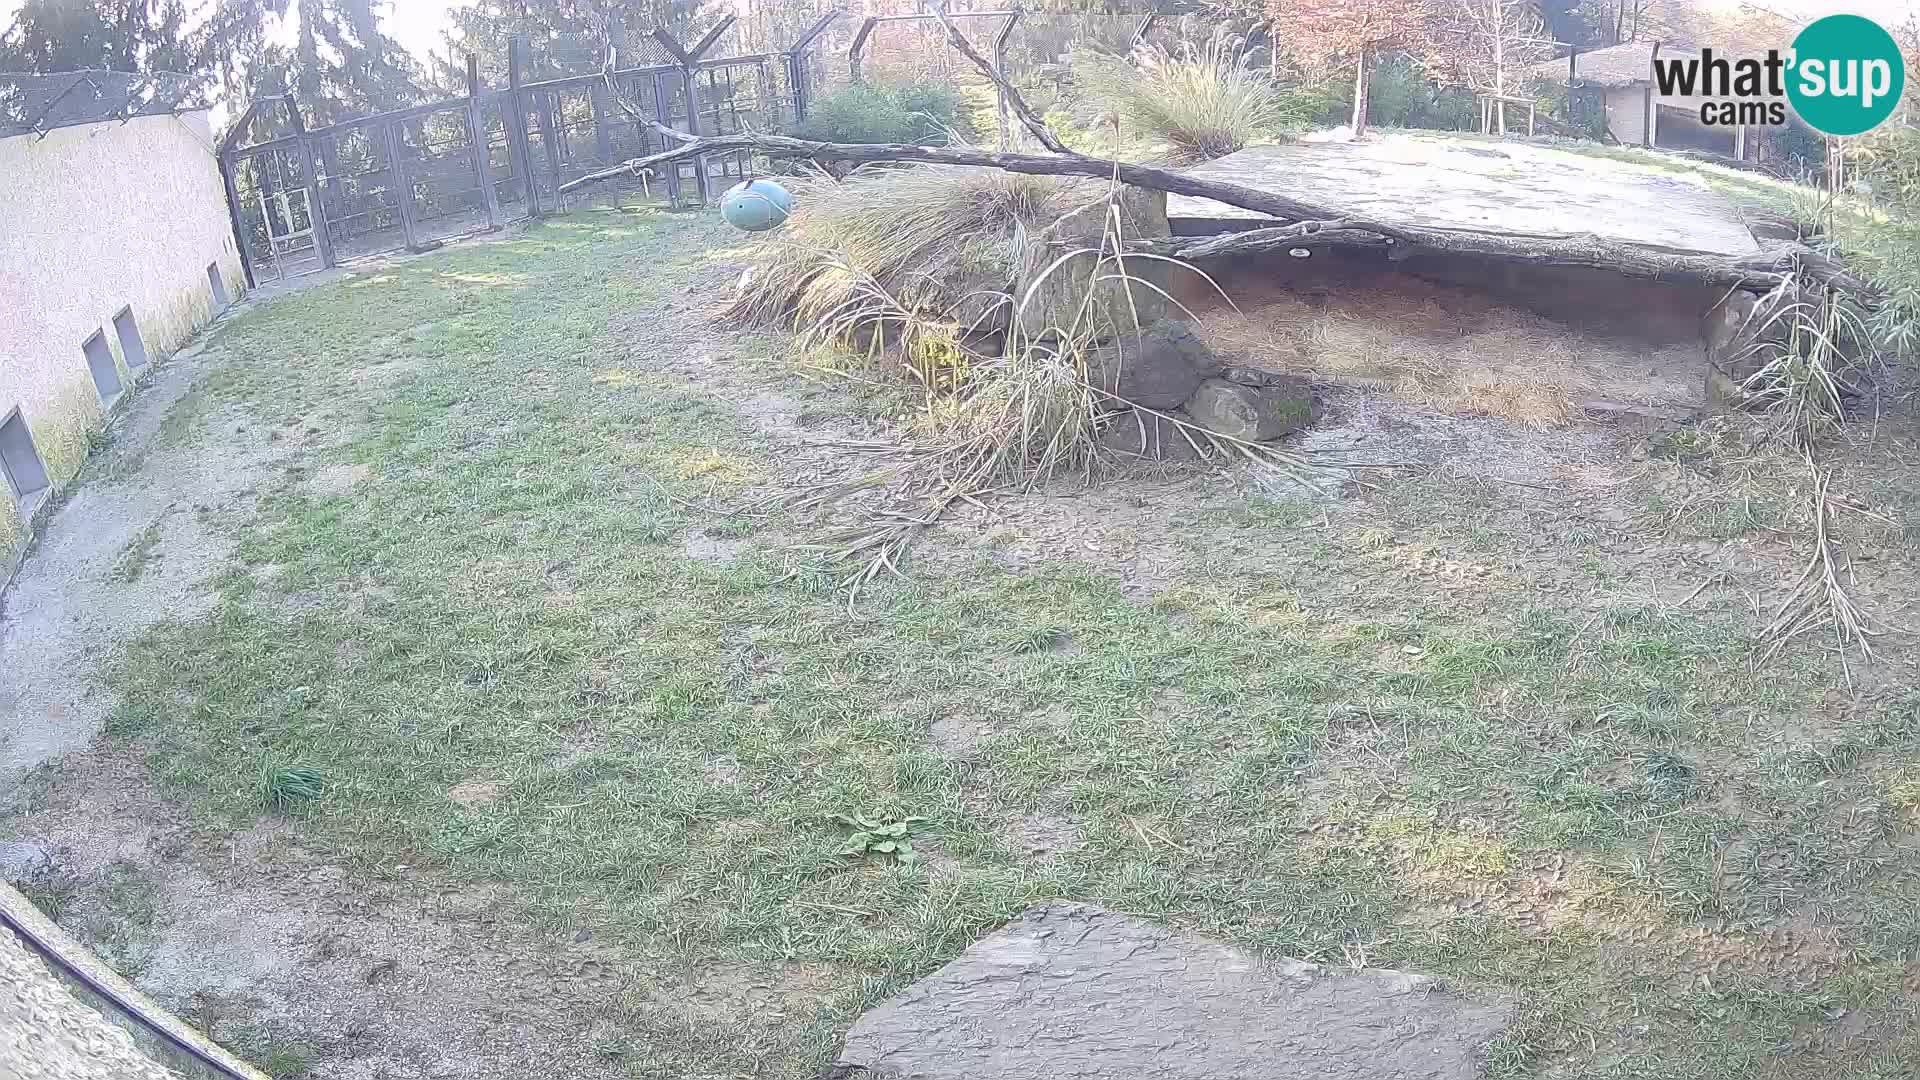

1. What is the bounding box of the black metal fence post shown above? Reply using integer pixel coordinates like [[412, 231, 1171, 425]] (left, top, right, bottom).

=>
[[786, 9, 844, 123], [382, 121, 423, 250], [993, 9, 1022, 150], [280, 93, 336, 269], [466, 55, 502, 229], [506, 34, 542, 217]]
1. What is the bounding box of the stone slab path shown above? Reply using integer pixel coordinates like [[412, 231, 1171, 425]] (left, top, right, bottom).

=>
[[828, 902, 1516, 1079]]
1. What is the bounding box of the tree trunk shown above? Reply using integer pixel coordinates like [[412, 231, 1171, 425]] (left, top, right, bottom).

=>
[[1491, 0, 1506, 135], [1351, 45, 1370, 138]]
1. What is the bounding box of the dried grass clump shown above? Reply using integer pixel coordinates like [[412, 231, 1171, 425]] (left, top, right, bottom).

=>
[[778, 185, 1331, 602], [1733, 279, 1871, 444], [725, 163, 1090, 372], [1197, 288, 1615, 428], [1076, 32, 1299, 165]]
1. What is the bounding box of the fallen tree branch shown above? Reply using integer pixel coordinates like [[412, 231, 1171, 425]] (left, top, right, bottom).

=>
[[1135, 225, 1878, 296], [561, 131, 1877, 300], [926, 0, 1073, 155], [601, 71, 699, 149]]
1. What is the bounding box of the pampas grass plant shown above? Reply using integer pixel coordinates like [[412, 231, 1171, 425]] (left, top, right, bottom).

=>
[[1075, 32, 1299, 164], [727, 161, 1090, 383], [769, 172, 1328, 602]]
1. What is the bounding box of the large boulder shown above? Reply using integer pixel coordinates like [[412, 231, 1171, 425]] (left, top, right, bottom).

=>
[[1186, 376, 1313, 441], [1098, 408, 1204, 461], [1014, 185, 1172, 336], [1083, 319, 1225, 410]]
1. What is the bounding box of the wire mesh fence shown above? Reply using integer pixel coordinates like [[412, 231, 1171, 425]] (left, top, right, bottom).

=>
[[218, 8, 1203, 287]]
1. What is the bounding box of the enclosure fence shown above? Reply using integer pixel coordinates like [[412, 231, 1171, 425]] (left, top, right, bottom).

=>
[[217, 8, 1211, 288]]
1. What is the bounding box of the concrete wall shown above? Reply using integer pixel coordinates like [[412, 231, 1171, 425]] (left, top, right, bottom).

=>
[[1602, 84, 1773, 155], [0, 110, 241, 569], [1603, 86, 1650, 145]]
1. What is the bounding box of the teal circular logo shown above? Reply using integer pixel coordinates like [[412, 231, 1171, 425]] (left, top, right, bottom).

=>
[[1788, 14, 1905, 136]]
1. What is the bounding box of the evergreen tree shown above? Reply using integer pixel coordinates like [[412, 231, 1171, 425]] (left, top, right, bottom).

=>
[[0, 0, 196, 75], [200, 0, 424, 128], [440, 0, 724, 85]]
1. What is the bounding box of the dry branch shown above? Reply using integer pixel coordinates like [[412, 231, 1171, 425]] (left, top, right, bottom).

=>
[[925, 0, 1074, 155], [561, 131, 1873, 301]]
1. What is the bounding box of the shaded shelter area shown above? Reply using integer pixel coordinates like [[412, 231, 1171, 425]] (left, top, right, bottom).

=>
[[1162, 135, 1770, 420]]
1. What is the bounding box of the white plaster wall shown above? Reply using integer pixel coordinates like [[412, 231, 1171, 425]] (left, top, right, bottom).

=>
[[1604, 86, 1649, 145], [0, 109, 242, 557]]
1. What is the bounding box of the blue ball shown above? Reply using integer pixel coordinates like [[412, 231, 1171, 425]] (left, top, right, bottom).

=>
[[720, 178, 794, 232]]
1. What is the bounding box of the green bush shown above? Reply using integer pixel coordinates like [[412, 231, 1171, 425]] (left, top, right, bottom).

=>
[[1305, 53, 1478, 133], [792, 81, 973, 145]]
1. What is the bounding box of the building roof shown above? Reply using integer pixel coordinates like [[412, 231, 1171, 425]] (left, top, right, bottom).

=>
[[0, 69, 205, 139], [1530, 41, 1706, 89]]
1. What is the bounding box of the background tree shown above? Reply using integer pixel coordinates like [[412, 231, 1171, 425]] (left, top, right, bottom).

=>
[[2, 0, 423, 135], [198, 0, 423, 129], [440, 0, 724, 85], [0, 0, 196, 75], [1436, 0, 1552, 132], [1267, 0, 1444, 136]]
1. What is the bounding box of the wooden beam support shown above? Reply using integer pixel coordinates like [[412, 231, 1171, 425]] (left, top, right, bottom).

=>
[[652, 27, 694, 67], [992, 8, 1021, 151], [848, 17, 878, 83], [653, 73, 682, 205], [533, 90, 564, 203], [927, 1, 1070, 154]]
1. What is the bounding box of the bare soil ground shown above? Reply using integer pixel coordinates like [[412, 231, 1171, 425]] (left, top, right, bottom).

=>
[[2, 208, 1918, 1079]]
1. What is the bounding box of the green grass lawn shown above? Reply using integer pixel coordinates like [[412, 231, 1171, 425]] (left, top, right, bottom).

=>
[[90, 210, 1920, 1077]]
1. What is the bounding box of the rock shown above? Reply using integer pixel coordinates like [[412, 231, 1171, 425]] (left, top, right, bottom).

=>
[[1083, 320, 1225, 410], [1185, 376, 1312, 441], [826, 902, 1515, 1079], [1098, 409, 1204, 461], [1706, 363, 1752, 409], [1015, 185, 1171, 336]]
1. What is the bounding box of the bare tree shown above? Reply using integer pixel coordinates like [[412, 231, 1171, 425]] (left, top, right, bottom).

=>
[[1441, 0, 1552, 133], [1267, 0, 1444, 137]]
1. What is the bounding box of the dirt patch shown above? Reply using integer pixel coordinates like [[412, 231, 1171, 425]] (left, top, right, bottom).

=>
[[1003, 814, 1082, 860], [446, 779, 506, 809], [4, 751, 650, 1080], [682, 530, 751, 564], [307, 463, 373, 497], [0, 347, 288, 799]]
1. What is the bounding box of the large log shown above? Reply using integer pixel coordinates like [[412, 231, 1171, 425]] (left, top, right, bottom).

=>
[[1134, 224, 1878, 298]]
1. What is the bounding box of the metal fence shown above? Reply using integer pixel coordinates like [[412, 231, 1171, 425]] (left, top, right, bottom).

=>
[[217, 7, 1205, 288], [219, 18, 809, 286]]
